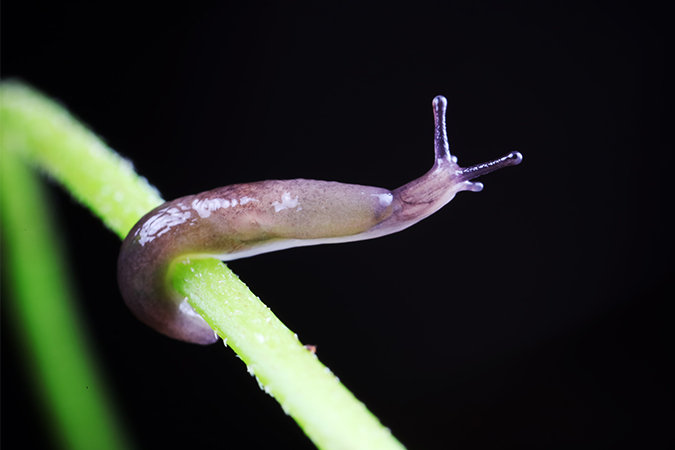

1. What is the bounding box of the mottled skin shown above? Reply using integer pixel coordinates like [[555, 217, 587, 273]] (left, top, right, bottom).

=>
[[118, 96, 523, 344]]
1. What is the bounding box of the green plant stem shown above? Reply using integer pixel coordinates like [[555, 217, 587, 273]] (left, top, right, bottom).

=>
[[0, 81, 163, 237], [1, 81, 406, 450], [174, 258, 404, 450], [1, 149, 134, 450]]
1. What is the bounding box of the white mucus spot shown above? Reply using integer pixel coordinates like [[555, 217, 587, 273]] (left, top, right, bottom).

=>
[[371, 193, 393, 206], [192, 197, 230, 218], [272, 192, 301, 212], [239, 196, 258, 205], [138, 207, 191, 245]]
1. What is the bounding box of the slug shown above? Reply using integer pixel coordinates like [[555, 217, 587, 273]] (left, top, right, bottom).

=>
[[118, 96, 522, 344]]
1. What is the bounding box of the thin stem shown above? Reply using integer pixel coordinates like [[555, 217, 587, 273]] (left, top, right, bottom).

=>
[[1, 148, 134, 450], [173, 258, 405, 450]]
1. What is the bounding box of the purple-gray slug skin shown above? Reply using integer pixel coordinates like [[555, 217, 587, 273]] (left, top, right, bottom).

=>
[[117, 96, 523, 344]]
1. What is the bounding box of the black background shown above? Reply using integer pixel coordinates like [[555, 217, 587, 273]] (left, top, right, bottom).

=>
[[2, 1, 672, 449]]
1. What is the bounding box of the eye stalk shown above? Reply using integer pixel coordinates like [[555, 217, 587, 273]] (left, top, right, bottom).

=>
[[433, 95, 451, 161], [456, 150, 523, 186]]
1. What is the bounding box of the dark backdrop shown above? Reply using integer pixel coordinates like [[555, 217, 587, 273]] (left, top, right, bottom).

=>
[[3, 1, 671, 449]]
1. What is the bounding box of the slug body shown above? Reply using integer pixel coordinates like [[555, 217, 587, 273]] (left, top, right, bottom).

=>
[[118, 96, 522, 344]]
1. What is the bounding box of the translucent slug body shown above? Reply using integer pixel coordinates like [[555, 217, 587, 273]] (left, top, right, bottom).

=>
[[117, 96, 522, 344]]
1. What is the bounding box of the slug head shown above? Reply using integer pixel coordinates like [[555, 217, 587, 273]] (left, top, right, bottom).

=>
[[374, 96, 523, 236]]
